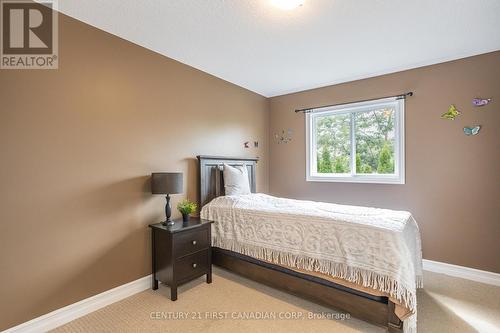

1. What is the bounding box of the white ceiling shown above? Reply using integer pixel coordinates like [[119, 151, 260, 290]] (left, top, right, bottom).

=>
[[58, 0, 500, 97]]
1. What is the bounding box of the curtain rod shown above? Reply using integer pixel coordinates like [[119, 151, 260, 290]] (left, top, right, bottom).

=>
[[294, 92, 413, 113]]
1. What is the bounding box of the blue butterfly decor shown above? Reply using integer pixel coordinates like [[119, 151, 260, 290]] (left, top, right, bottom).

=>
[[463, 126, 481, 136]]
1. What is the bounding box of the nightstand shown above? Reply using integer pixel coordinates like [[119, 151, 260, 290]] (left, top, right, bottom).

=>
[[149, 217, 213, 301]]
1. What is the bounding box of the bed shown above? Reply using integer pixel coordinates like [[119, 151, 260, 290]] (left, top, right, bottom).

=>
[[197, 155, 422, 333]]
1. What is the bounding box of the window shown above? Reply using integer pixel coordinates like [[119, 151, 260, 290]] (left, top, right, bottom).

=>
[[306, 97, 405, 184]]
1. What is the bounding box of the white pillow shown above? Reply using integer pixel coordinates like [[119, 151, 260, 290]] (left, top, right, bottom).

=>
[[223, 164, 251, 196]]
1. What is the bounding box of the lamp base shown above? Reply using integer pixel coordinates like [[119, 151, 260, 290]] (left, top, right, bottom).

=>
[[162, 219, 175, 227], [162, 194, 174, 226]]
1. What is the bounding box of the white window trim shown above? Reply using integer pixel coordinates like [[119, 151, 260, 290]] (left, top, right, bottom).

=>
[[305, 97, 405, 185]]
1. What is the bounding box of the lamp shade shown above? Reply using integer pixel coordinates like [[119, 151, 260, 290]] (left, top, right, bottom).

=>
[[151, 172, 183, 194]]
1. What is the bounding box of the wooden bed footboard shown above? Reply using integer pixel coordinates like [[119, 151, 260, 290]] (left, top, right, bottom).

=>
[[212, 247, 403, 332]]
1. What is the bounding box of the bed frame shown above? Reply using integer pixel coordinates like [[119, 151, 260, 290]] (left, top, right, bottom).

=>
[[197, 155, 403, 332]]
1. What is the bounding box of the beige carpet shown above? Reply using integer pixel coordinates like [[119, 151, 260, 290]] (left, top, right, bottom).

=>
[[52, 268, 500, 333]]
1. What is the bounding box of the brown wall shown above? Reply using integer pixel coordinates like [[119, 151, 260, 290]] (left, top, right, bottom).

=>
[[1, 8, 499, 331], [0, 13, 269, 330], [269, 51, 500, 274]]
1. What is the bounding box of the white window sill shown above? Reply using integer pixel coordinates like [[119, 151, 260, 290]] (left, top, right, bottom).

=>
[[306, 174, 405, 185]]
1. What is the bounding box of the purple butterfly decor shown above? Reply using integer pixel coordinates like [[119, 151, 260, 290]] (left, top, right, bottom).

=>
[[472, 98, 492, 107]]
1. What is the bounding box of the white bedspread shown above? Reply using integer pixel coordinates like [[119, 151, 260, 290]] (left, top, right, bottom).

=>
[[201, 193, 423, 332]]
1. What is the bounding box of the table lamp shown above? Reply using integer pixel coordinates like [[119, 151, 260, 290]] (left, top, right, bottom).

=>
[[151, 172, 183, 226]]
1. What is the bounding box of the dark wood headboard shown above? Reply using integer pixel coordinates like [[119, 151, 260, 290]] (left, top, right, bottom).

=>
[[197, 155, 258, 208]]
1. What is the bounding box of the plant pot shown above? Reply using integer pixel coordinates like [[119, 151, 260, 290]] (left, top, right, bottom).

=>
[[182, 213, 190, 223]]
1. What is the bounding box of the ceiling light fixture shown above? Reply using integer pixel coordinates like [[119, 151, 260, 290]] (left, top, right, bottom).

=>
[[271, 0, 305, 10]]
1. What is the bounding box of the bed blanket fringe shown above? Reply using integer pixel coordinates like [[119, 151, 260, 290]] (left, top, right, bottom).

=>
[[213, 237, 420, 333]]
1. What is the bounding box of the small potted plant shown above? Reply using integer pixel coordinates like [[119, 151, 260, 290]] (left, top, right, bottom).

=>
[[177, 199, 197, 222]]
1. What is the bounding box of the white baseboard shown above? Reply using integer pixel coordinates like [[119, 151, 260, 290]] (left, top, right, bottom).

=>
[[423, 259, 500, 287], [3, 260, 500, 333], [2, 275, 151, 333]]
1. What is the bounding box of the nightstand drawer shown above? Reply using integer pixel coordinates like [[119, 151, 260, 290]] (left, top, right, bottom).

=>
[[175, 249, 209, 282], [174, 227, 209, 258]]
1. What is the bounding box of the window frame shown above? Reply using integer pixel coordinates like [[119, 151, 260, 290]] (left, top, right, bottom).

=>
[[305, 97, 405, 185]]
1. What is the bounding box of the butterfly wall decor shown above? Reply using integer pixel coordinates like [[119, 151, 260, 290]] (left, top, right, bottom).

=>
[[441, 105, 461, 120], [472, 98, 492, 107], [463, 126, 481, 136], [274, 129, 292, 144]]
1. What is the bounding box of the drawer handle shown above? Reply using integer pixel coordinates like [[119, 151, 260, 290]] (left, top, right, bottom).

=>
[[192, 240, 197, 245], [192, 263, 197, 268]]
